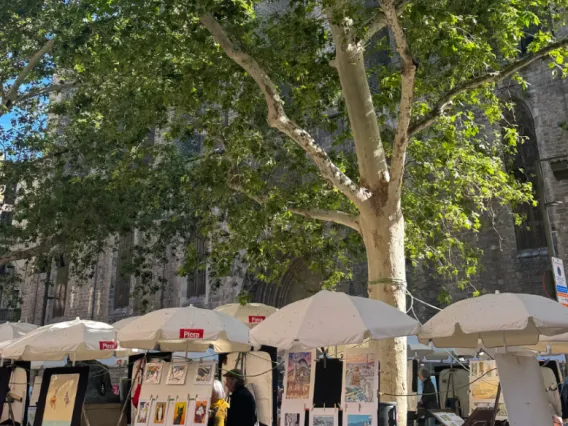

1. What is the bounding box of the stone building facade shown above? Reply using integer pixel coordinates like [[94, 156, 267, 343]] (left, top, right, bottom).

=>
[[11, 16, 568, 326]]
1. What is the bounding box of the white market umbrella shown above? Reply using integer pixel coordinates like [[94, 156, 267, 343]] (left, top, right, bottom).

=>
[[419, 292, 568, 348], [521, 332, 568, 354], [214, 303, 277, 328], [0, 318, 120, 361], [0, 322, 37, 342], [249, 290, 420, 350], [112, 316, 140, 330], [117, 305, 251, 352]]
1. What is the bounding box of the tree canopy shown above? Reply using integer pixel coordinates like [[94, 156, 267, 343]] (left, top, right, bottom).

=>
[[1, 0, 567, 300]]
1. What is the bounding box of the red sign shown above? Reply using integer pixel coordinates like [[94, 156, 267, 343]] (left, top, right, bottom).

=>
[[249, 315, 266, 324], [99, 341, 118, 350], [179, 328, 205, 339]]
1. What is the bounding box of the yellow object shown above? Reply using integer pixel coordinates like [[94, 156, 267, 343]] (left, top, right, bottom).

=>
[[211, 400, 230, 426]]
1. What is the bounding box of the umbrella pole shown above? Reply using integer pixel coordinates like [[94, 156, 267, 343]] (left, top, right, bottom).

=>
[[489, 383, 501, 426]]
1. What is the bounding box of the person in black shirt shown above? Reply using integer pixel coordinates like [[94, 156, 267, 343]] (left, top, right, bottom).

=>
[[223, 369, 257, 426], [418, 368, 439, 426]]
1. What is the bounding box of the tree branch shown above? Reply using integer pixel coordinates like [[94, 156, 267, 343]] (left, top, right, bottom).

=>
[[383, 0, 417, 203], [227, 181, 361, 232], [408, 37, 568, 137], [2, 39, 55, 112], [199, 14, 370, 206], [363, 0, 411, 43], [288, 207, 361, 232], [0, 235, 60, 266], [15, 82, 75, 105]]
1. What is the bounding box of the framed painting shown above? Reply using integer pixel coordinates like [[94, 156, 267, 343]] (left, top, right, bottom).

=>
[[194, 363, 214, 385], [33, 366, 89, 426], [143, 363, 163, 385], [166, 363, 188, 385]]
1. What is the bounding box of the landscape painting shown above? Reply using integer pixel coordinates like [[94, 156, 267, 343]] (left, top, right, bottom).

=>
[[344, 353, 375, 403], [286, 352, 311, 399], [347, 414, 373, 426], [312, 415, 334, 426], [42, 373, 79, 426]]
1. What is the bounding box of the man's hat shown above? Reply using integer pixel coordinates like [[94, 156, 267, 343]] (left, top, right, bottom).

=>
[[223, 369, 244, 379]]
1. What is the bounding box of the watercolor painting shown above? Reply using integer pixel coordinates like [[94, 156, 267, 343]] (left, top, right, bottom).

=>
[[42, 373, 79, 426], [194, 364, 214, 385], [136, 400, 150, 425], [347, 414, 372, 426], [312, 415, 334, 426], [344, 353, 375, 403], [172, 402, 187, 425], [153, 401, 167, 425], [193, 400, 208, 424], [286, 352, 311, 399], [284, 413, 301, 426], [166, 364, 188, 385], [143, 363, 163, 384]]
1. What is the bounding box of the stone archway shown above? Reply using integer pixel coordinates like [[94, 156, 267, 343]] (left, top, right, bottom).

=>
[[244, 258, 324, 308]]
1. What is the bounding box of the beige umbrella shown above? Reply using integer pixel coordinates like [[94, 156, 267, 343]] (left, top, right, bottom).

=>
[[522, 332, 568, 354], [0, 322, 37, 342], [117, 305, 251, 352], [0, 318, 121, 361], [419, 292, 568, 348], [249, 290, 420, 350], [112, 316, 140, 330], [214, 303, 277, 328]]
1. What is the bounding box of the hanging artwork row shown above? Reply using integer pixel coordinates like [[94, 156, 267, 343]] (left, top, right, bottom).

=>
[[32, 366, 89, 426], [135, 398, 210, 426]]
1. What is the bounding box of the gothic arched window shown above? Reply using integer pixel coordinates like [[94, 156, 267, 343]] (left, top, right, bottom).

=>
[[502, 100, 547, 251]]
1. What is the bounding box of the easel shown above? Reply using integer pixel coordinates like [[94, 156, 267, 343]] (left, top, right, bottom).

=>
[[4, 391, 22, 426]]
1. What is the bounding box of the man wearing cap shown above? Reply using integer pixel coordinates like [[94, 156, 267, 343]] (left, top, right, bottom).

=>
[[223, 369, 257, 426]]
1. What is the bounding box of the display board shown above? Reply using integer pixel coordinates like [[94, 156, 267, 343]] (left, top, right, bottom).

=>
[[225, 351, 273, 426], [280, 350, 316, 426], [133, 360, 214, 426]]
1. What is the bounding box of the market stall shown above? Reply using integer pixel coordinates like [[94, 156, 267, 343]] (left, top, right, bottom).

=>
[[250, 290, 421, 426], [420, 292, 568, 426]]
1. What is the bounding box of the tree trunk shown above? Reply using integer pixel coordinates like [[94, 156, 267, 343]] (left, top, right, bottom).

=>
[[360, 208, 408, 425]]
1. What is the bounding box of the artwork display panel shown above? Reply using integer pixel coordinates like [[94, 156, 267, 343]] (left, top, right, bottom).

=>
[[286, 352, 312, 400], [144, 363, 163, 385], [136, 360, 215, 426], [167, 364, 188, 385], [33, 366, 89, 426], [311, 408, 338, 426]]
